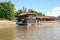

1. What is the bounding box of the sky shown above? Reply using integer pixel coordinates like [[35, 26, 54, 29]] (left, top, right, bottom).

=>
[[0, 0, 60, 17]]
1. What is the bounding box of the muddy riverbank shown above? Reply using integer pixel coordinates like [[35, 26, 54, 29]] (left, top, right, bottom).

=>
[[0, 20, 16, 27]]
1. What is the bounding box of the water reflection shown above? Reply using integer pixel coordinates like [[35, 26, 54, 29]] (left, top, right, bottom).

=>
[[16, 23, 60, 40]]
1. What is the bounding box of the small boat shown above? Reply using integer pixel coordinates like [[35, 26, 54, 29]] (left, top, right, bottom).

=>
[[16, 21, 27, 25]]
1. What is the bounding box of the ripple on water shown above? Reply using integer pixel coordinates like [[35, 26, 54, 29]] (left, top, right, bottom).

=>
[[16, 23, 60, 40]]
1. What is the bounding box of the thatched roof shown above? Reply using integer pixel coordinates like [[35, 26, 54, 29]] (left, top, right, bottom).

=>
[[18, 12, 35, 16]]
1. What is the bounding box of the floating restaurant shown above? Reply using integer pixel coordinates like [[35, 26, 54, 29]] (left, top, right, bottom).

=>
[[16, 12, 56, 25]]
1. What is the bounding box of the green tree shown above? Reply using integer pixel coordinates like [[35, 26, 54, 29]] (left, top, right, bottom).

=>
[[0, 1, 15, 20], [28, 9, 45, 16], [15, 9, 23, 17], [15, 8, 45, 16], [22, 7, 27, 12], [15, 7, 27, 16]]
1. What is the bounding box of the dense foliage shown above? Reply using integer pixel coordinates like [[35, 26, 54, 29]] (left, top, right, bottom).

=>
[[0, 1, 15, 20], [28, 9, 45, 16], [16, 7, 45, 16]]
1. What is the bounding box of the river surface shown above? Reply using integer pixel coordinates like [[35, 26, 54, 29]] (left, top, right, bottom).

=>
[[16, 22, 60, 40]]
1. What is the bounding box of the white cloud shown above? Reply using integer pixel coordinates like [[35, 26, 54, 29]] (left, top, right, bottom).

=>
[[45, 7, 60, 17]]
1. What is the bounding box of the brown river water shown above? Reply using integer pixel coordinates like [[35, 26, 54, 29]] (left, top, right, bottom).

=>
[[16, 22, 60, 40]]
